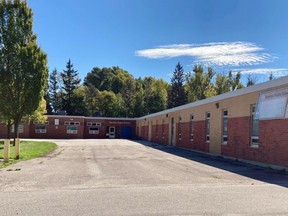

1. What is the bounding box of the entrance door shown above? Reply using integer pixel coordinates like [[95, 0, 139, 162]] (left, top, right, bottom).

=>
[[170, 117, 174, 146], [109, 126, 116, 138]]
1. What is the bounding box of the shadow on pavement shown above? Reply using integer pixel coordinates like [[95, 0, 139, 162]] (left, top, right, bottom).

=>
[[134, 140, 288, 188]]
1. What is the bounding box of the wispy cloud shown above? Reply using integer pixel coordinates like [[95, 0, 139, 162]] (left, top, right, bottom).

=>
[[135, 42, 276, 67], [232, 68, 288, 77]]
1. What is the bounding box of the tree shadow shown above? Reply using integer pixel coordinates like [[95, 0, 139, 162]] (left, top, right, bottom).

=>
[[134, 140, 288, 188]]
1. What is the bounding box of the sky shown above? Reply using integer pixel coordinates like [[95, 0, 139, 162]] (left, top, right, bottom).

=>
[[27, 0, 288, 84]]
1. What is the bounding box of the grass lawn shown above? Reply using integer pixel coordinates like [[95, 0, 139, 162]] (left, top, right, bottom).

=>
[[0, 140, 57, 168]]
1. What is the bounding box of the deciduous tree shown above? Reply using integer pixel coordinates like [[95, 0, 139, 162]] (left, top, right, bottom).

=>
[[0, 0, 48, 139]]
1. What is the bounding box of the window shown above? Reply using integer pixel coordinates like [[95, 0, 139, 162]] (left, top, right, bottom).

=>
[[65, 121, 80, 126], [251, 105, 259, 147], [87, 122, 101, 126], [34, 121, 49, 125], [67, 126, 77, 134], [11, 124, 24, 133], [178, 117, 182, 140], [206, 112, 210, 143], [222, 110, 228, 144], [54, 119, 59, 125], [89, 127, 99, 134], [190, 115, 194, 142], [162, 119, 165, 138], [35, 125, 47, 133]]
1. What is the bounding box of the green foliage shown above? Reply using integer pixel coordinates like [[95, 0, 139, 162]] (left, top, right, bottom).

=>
[[167, 62, 188, 108], [48, 68, 61, 114], [83, 83, 99, 116], [71, 86, 88, 116], [60, 59, 81, 115], [186, 65, 216, 102], [83, 67, 168, 117], [98, 91, 125, 117], [0, 0, 48, 138]]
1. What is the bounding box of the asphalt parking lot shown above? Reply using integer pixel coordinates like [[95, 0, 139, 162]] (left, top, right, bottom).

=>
[[0, 139, 288, 215]]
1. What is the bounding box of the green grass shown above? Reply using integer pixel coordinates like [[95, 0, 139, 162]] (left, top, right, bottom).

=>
[[0, 140, 57, 169]]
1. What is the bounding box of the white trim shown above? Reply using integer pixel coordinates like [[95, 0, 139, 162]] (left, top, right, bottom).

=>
[[35, 125, 47, 133], [67, 126, 78, 134]]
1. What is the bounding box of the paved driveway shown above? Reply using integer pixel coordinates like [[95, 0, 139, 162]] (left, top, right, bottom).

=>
[[0, 139, 288, 215]]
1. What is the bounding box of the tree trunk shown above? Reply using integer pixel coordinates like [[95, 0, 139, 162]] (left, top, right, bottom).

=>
[[13, 121, 19, 147], [6, 123, 11, 139]]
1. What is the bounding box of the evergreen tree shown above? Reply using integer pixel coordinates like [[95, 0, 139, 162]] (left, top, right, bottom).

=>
[[247, 74, 256, 87], [61, 59, 81, 115], [167, 62, 188, 108], [269, 72, 274, 81], [49, 68, 61, 114]]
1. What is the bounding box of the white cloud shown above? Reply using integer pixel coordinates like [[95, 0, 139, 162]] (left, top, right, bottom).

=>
[[232, 68, 288, 77], [135, 42, 276, 67]]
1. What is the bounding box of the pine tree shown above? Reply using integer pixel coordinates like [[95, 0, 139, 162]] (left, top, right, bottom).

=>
[[167, 62, 188, 108], [49, 68, 61, 114], [61, 59, 81, 115]]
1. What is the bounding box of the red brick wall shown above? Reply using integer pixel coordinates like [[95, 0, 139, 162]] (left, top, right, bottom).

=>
[[0, 123, 30, 138], [221, 116, 250, 158], [176, 122, 191, 149], [30, 117, 85, 139], [140, 125, 149, 141], [83, 119, 106, 138], [191, 121, 209, 152], [222, 117, 288, 168], [259, 119, 288, 167]]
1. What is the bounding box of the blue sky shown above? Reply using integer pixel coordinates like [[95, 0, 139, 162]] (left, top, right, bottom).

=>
[[27, 0, 288, 84]]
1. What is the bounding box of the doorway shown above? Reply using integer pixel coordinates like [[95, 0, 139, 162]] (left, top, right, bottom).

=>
[[109, 126, 116, 138]]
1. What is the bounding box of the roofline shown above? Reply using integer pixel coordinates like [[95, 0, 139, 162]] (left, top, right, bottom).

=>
[[136, 76, 288, 120], [46, 115, 135, 121]]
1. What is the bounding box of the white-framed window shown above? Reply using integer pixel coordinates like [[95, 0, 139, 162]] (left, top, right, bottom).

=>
[[34, 121, 49, 125], [87, 122, 101, 126], [190, 115, 194, 142], [65, 121, 80, 126], [178, 117, 182, 140], [67, 126, 78, 134], [251, 105, 259, 147], [54, 119, 59, 125], [89, 127, 99, 134], [206, 112, 210, 143], [222, 110, 228, 144], [35, 125, 47, 133], [11, 124, 24, 133]]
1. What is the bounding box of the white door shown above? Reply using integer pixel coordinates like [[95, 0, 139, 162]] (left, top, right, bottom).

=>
[[109, 126, 116, 138]]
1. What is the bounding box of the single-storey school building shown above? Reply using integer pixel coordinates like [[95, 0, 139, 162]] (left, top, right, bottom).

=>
[[1, 76, 288, 169]]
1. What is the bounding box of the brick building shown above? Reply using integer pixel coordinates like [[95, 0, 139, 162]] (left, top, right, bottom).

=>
[[1, 76, 288, 169], [137, 77, 288, 169], [0, 116, 135, 139]]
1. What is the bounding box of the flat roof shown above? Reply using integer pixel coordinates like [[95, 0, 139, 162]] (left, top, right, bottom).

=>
[[137, 76, 288, 120], [47, 115, 135, 121]]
